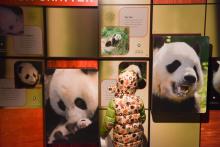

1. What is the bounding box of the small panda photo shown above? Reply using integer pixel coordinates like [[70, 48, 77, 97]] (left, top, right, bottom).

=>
[[101, 26, 129, 55], [14, 61, 42, 88], [209, 58, 220, 109], [0, 6, 24, 35], [152, 35, 210, 113]]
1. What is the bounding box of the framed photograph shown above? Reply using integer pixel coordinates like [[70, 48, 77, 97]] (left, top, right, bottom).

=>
[[152, 35, 210, 114], [101, 26, 129, 56], [0, 59, 43, 108], [0, 6, 44, 57], [45, 60, 99, 144], [100, 5, 150, 57]]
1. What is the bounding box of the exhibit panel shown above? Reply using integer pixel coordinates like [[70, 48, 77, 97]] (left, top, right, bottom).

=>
[[0, 0, 219, 147]]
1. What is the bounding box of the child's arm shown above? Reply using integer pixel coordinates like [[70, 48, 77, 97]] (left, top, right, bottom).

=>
[[139, 99, 146, 124], [100, 99, 116, 138]]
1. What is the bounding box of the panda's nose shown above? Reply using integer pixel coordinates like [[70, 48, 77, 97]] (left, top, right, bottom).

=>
[[184, 75, 196, 84]]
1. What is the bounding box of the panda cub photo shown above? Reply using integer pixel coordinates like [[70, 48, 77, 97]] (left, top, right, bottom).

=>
[[152, 36, 209, 113], [14, 61, 42, 88], [45, 67, 99, 144]]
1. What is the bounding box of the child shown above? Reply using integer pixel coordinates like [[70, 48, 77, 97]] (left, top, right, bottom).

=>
[[100, 65, 146, 147]]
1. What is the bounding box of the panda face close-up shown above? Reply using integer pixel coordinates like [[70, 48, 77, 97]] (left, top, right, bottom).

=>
[[17, 62, 39, 86], [153, 42, 203, 102], [49, 69, 98, 123]]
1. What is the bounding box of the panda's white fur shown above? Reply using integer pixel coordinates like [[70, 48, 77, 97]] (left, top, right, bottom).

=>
[[17, 62, 39, 86], [213, 61, 220, 94], [48, 69, 98, 143], [153, 42, 203, 104]]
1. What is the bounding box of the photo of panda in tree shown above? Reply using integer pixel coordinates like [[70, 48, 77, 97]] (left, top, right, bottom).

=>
[[14, 61, 42, 89], [101, 26, 129, 55], [152, 35, 210, 114]]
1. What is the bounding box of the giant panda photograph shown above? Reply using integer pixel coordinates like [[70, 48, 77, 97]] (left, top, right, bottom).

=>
[[101, 26, 129, 55], [209, 58, 220, 109], [45, 60, 99, 144], [14, 61, 42, 88], [152, 36, 209, 114]]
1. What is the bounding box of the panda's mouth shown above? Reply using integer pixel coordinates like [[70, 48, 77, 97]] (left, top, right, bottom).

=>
[[172, 82, 191, 97]]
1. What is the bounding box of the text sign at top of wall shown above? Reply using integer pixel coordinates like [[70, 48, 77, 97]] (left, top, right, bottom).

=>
[[0, 0, 98, 6]]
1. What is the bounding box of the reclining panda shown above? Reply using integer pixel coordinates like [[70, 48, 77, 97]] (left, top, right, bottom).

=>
[[152, 38, 203, 113], [46, 69, 98, 144]]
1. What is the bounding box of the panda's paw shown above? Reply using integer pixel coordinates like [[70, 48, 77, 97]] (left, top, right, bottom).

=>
[[48, 131, 68, 144], [65, 123, 78, 134], [48, 124, 69, 144], [77, 118, 92, 129]]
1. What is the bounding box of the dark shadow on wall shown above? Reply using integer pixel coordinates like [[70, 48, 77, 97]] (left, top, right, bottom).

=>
[[215, 4, 220, 57]]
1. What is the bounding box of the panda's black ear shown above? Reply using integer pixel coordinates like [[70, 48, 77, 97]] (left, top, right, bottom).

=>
[[119, 62, 130, 71], [190, 43, 200, 55], [153, 36, 165, 49], [81, 69, 98, 75], [18, 66, 23, 73], [138, 79, 146, 89], [105, 41, 112, 47]]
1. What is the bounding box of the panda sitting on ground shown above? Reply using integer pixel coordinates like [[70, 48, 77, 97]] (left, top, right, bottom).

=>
[[152, 37, 203, 113], [45, 68, 99, 144]]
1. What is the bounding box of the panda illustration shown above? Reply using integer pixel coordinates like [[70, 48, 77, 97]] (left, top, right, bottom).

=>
[[152, 40, 203, 113], [15, 62, 41, 88], [0, 6, 24, 35], [105, 33, 122, 47], [46, 69, 98, 144]]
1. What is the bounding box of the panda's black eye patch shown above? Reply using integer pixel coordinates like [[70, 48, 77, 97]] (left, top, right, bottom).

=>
[[193, 66, 200, 81], [58, 100, 66, 111], [212, 60, 220, 72], [166, 60, 181, 73], [75, 97, 87, 110], [25, 74, 30, 79]]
